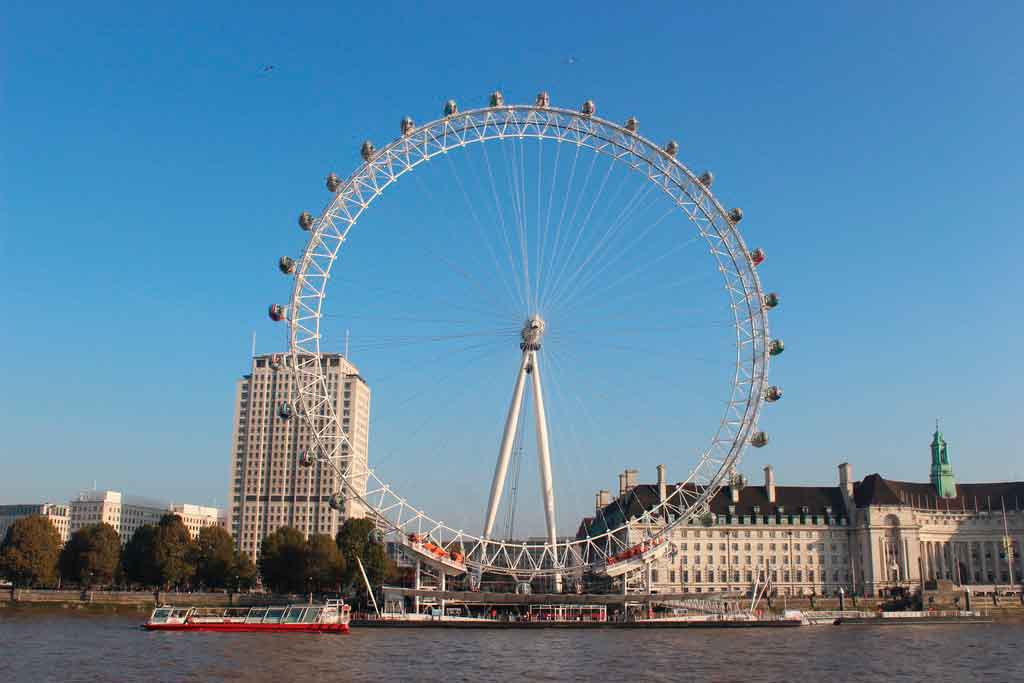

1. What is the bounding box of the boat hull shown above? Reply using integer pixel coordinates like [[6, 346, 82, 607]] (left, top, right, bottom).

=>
[[143, 622, 349, 633]]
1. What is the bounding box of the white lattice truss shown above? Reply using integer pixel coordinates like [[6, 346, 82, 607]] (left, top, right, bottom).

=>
[[286, 103, 772, 576]]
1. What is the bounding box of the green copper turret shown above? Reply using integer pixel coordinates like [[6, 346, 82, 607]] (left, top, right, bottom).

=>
[[930, 422, 957, 498]]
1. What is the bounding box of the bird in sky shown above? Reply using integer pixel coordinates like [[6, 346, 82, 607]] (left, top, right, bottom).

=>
[[261, 65, 275, 73]]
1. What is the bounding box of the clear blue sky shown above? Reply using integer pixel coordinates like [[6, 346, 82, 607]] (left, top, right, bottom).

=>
[[2, 2, 1022, 534]]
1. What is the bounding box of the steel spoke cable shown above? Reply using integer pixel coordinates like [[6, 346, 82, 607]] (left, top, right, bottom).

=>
[[532, 137, 545, 314], [539, 141, 582, 309], [368, 341, 511, 499], [544, 181, 672, 315], [543, 174, 659, 313], [323, 312, 509, 327], [541, 156, 636, 311], [366, 336, 511, 386], [411, 170, 523, 320], [502, 136, 532, 312], [502, 386, 530, 541], [548, 236, 706, 322], [445, 151, 523, 313], [330, 269, 520, 326], [534, 137, 562, 314], [322, 329, 520, 353], [556, 265, 719, 321], [479, 139, 528, 311], [541, 344, 625, 534], [538, 345, 593, 535], [548, 333, 734, 407], [541, 150, 608, 311], [542, 168, 661, 309], [557, 206, 693, 313]]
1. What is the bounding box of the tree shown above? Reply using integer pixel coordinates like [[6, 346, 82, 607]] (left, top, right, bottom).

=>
[[122, 524, 160, 587], [306, 534, 346, 593], [230, 551, 257, 592], [336, 518, 397, 594], [258, 526, 307, 594], [154, 514, 195, 589], [0, 515, 61, 587], [60, 523, 121, 587], [192, 526, 235, 590]]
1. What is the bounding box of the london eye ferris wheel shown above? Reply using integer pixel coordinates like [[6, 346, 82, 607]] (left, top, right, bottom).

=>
[[267, 90, 784, 585]]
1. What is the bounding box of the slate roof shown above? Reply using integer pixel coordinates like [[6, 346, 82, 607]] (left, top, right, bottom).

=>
[[855, 473, 1024, 511], [576, 474, 1024, 539], [579, 481, 848, 538]]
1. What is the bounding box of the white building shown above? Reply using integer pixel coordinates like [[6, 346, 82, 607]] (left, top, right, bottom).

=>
[[0, 503, 71, 543], [579, 427, 1023, 598], [170, 503, 223, 539], [229, 352, 371, 560], [69, 491, 220, 544]]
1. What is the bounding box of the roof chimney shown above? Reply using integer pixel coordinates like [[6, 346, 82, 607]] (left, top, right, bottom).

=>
[[657, 464, 667, 503], [618, 472, 627, 496], [731, 485, 740, 504], [838, 462, 853, 498], [596, 489, 611, 513], [764, 465, 776, 504], [624, 469, 638, 493]]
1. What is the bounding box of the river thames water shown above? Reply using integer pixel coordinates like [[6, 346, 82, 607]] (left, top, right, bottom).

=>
[[1, 609, 1022, 682]]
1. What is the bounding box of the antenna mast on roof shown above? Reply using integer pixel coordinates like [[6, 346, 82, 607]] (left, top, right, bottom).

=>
[[344, 329, 350, 359], [251, 331, 256, 358]]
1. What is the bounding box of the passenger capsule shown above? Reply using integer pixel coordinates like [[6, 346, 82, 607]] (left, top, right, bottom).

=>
[[664, 140, 679, 157], [536, 91, 550, 108], [489, 90, 504, 107], [769, 339, 785, 356], [277, 402, 293, 420], [268, 304, 285, 322], [581, 100, 596, 116], [750, 248, 766, 266], [269, 353, 282, 369], [298, 211, 314, 231], [360, 140, 375, 162], [299, 448, 315, 468], [444, 99, 458, 116], [325, 173, 341, 192], [699, 171, 714, 188], [625, 117, 639, 133], [764, 385, 783, 402], [328, 493, 343, 511], [751, 431, 769, 448], [729, 207, 744, 223], [763, 292, 780, 309], [278, 256, 296, 275], [401, 116, 415, 136]]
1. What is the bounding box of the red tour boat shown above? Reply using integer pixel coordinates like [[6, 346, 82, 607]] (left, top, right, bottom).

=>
[[143, 599, 350, 633]]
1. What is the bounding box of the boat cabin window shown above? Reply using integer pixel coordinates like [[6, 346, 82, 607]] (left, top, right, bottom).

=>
[[264, 607, 287, 622], [151, 608, 173, 623], [170, 609, 189, 620], [301, 608, 322, 623], [283, 607, 304, 623]]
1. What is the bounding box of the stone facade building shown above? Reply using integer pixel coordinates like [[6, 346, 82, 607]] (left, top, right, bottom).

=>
[[228, 352, 371, 561], [579, 427, 1023, 597]]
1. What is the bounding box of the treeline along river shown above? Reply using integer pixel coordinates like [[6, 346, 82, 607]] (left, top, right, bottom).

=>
[[1, 608, 1022, 681]]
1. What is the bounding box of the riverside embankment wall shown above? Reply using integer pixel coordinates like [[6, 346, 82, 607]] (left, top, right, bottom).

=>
[[0, 588, 301, 610]]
